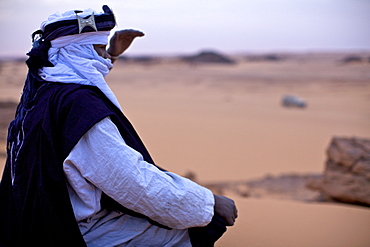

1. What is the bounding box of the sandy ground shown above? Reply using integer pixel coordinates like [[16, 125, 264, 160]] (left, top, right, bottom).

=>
[[1, 53, 370, 246]]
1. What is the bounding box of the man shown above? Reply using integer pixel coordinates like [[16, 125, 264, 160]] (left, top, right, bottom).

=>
[[0, 6, 237, 247]]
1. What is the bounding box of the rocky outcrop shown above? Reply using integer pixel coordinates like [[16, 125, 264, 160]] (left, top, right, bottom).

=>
[[281, 95, 307, 108], [308, 137, 370, 206], [182, 51, 236, 64]]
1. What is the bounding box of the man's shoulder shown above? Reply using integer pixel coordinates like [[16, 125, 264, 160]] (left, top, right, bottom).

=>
[[47, 82, 103, 97], [44, 83, 108, 106]]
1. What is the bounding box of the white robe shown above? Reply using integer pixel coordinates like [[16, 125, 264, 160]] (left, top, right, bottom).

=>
[[63, 117, 215, 246]]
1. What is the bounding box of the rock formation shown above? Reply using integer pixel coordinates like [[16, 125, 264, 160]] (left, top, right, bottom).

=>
[[281, 95, 307, 108], [308, 137, 370, 206], [181, 50, 236, 64]]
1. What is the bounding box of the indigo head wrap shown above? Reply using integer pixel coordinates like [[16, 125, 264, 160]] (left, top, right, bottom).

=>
[[26, 5, 116, 69]]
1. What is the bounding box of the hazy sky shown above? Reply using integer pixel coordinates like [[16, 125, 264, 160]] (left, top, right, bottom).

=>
[[0, 0, 369, 57]]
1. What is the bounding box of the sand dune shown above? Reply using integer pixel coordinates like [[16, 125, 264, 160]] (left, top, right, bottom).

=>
[[1, 53, 370, 246]]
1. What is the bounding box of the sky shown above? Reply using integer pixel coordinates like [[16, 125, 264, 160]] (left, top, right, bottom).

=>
[[0, 0, 369, 57]]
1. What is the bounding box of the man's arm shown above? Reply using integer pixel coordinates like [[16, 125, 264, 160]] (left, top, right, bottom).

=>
[[107, 29, 144, 63], [64, 117, 215, 229]]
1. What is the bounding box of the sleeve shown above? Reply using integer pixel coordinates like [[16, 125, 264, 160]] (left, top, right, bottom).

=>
[[64, 117, 215, 229]]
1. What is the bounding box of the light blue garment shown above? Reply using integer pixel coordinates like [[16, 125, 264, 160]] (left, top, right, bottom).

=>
[[64, 117, 215, 246], [79, 209, 191, 246]]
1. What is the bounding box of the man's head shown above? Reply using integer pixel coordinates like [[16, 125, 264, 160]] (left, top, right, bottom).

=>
[[39, 5, 116, 43], [27, 5, 116, 69]]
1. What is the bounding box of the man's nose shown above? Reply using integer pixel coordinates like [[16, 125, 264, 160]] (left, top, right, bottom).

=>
[[104, 51, 112, 59]]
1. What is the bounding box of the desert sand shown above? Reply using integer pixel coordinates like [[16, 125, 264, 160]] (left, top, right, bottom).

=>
[[1, 52, 370, 246]]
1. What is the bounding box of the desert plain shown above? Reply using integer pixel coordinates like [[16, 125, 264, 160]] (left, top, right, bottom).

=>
[[1, 52, 370, 246]]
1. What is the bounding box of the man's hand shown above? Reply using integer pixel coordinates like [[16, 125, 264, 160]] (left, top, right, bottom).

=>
[[214, 194, 238, 226], [107, 29, 144, 61]]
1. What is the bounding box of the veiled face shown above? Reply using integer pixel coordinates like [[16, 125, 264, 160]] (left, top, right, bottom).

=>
[[93, 44, 111, 59]]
